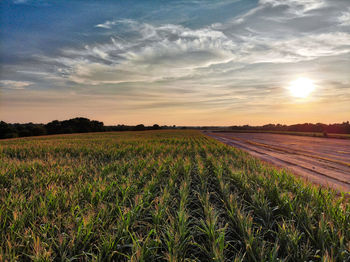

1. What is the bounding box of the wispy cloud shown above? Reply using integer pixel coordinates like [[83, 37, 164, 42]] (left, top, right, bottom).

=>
[[0, 80, 32, 90], [338, 8, 350, 26], [95, 19, 118, 29], [42, 20, 237, 85], [13, 0, 28, 4], [45, 11, 350, 89], [260, 0, 326, 13]]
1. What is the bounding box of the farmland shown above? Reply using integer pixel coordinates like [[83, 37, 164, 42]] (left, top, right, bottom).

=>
[[211, 130, 350, 140], [206, 132, 350, 192], [0, 130, 349, 261]]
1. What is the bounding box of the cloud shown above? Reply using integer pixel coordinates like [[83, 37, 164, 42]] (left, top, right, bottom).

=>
[[228, 0, 326, 26], [260, 0, 326, 13], [0, 80, 32, 90], [47, 10, 350, 89], [95, 20, 118, 29], [42, 20, 237, 85], [338, 9, 350, 26], [11, 0, 48, 5], [13, 0, 28, 3]]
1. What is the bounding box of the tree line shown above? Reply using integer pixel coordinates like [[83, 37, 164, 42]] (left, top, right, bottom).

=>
[[0, 117, 173, 139], [228, 122, 350, 134], [1, 118, 349, 139]]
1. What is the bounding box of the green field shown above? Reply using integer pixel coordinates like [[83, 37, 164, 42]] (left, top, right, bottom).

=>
[[1, 131, 349, 261]]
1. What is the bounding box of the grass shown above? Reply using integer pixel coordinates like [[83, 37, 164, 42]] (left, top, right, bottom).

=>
[[0, 130, 349, 261]]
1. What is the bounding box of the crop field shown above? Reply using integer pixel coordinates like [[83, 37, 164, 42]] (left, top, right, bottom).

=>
[[0, 130, 349, 261]]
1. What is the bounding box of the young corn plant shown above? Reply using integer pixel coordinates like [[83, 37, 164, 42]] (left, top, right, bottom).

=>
[[196, 191, 227, 262], [163, 171, 192, 262]]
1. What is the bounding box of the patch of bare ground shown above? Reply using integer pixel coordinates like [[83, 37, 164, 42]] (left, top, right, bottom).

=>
[[205, 131, 350, 193]]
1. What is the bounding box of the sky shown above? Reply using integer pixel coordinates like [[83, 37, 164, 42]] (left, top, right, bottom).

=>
[[0, 0, 349, 126]]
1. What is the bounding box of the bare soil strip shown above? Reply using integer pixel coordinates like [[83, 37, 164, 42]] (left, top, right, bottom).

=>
[[205, 131, 350, 193]]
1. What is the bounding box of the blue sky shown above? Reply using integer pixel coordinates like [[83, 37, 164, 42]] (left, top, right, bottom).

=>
[[1, 0, 349, 125]]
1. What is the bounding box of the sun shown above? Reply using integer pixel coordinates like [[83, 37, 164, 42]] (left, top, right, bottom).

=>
[[288, 77, 315, 98]]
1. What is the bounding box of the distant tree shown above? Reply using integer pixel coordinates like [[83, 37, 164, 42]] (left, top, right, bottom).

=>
[[46, 120, 61, 134], [31, 124, 46, 136], [152, 124, 160, 130], [134, 124, 145, 131], [45, 118, 104, 134], [0, 121, 18, 138]]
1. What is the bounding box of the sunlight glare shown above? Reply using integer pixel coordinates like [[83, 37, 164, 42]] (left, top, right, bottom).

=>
[[288, 77, 315, 98]]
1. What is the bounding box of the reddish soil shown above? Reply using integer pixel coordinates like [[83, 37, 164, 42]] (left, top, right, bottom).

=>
[[206, 132, 350, 193]]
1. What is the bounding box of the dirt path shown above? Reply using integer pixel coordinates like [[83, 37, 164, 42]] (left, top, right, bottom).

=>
[[205, 132, 350, 193]]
